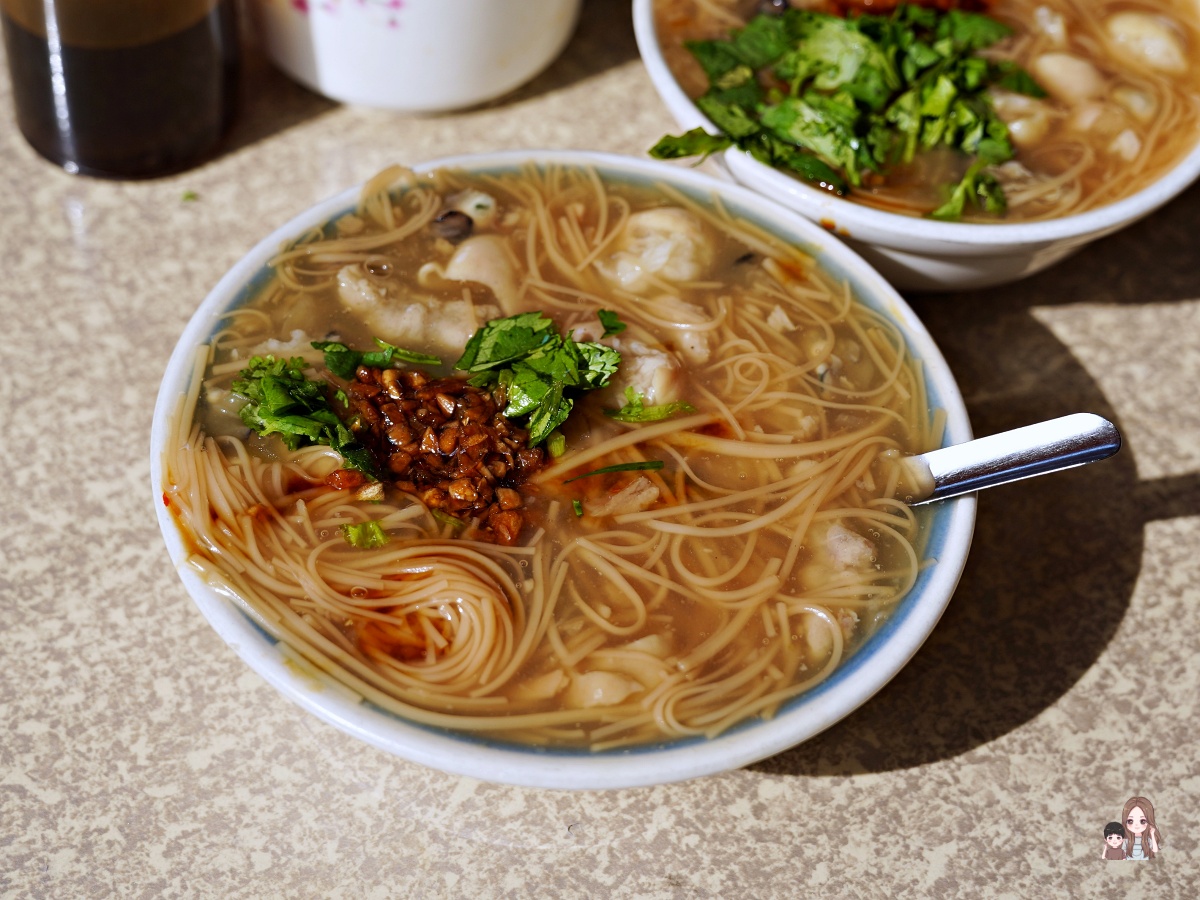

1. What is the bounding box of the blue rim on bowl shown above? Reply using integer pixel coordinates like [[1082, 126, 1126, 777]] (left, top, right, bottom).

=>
[[150, 149, 976, 789]]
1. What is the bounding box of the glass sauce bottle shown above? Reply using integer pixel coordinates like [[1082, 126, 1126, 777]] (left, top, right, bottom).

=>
[[1, 0, 240, 178]]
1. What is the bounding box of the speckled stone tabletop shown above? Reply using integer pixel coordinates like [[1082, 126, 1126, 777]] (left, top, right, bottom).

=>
[[2, 3, 1198, 897]]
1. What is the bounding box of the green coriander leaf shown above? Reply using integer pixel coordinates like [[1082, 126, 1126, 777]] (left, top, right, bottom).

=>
[[232, 355, 378, 478], [649, 128, 734, 161], [181, 190, 199, 202], [572, 499, 584, 517], [340, 521, 389, 549], [455, 311, 556, 372], [312, 340, 362, 378], [685, 39, 747, 82], [991, 61, 1047, 98], [957, 56, 990, 92], [729, 14, 793, 69], [904, 5, 940, 29], [714, 64, 756, 91], [575, 342, 621, 389], [312, 339, 440, 379], [903, 40, 943, 79], [500, 366, 549, 417], [745, 133, 848, 194], [431, 509, 465, 529], [930, 179, 969, 222], [369, 338, 442, 367], [518, 338, 582, 385], [884, 89, 921, 162], [930, 159, 1006, 221], [761, 94, 863, 185], [920, 74, 958, 118], [696, 95, 763, 140], [597, 309, 626, 338], [775, 14, 898, 109], [938, 10, 1012, 51], [974, 170, 1007, 215], [459, 312, 623, 447], [606, 400, 698, 422], [976, 134, 1014, 165], [526, 381, 571, 446], [604, 386, 698, 422]]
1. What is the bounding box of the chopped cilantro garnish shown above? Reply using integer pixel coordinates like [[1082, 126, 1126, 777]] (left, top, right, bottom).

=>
[[605, 387, 697, 423], [930, 158, 1005, 221], [340, 521, 389, 549], [990, 61, 1047, 99], [572, 499, 584, 517], [181, 190, 199, 202], [455, 313, 621, 447], [649, 5, 1044, 220], [231, 354, 378, 478], [312, 338, 441, 379], [562, 460, 665, 484], [649, 128, 734, 163], [431, 509, 465, 529], [456, 311, 557, 372], [598, 309, 627, 338]]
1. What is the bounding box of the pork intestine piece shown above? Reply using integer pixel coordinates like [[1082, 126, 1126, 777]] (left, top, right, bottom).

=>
[[1106, 11, 1188, 75], [648, 294, 714, 364], [336, 264, 498, 354], [1030, 53, 1106, 105], [563, 671, 642, 709], [799, 521, 877, 593], [419, 234, 521, 314], [600, 336, 683, 406], [583, 475, 661, 518], [594, 207, 714, 292]]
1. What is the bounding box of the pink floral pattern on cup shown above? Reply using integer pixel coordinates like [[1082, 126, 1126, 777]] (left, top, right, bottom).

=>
[[289, 0, 405, 28]]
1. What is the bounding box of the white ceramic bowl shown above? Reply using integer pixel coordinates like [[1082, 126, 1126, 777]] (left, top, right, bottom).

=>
[[249, 0, 581, 111], [633, 0, 1200, 291], [151, 149, 975, 789]]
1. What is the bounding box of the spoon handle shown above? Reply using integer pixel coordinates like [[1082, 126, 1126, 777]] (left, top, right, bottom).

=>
[[903, 413, 1122, 505]]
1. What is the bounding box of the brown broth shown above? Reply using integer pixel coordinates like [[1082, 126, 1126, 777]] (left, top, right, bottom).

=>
[[178, 168, 934, 747]]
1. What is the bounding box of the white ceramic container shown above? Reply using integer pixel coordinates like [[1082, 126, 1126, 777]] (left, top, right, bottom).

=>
[[251, 0, 582, 111], [632, 0, 1200, 291], [151, 149, 975, 789]]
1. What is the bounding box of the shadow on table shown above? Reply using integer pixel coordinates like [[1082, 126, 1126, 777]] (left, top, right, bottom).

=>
[[218, 39, 339, 158], [752, 181, 1200, 778]]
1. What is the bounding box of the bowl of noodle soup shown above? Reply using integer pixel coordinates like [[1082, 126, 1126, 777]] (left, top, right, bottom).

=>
[[151, 149, 974, 789], [636, 0, 1200, 290]]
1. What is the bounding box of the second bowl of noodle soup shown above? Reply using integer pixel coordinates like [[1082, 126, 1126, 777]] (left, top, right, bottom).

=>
[[151, 149, 974, 789], [635, 0, 1200, 290]]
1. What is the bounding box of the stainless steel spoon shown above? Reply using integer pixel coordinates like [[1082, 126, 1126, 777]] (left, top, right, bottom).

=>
[[901, 413, 1122, 505]]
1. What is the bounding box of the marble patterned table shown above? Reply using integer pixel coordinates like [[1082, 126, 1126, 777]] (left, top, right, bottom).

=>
[[2, 2, 1196, 895]]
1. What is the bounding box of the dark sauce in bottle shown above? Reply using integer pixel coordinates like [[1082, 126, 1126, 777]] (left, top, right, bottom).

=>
[[1, 0, 239, 178]]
